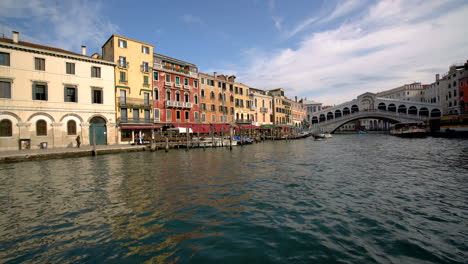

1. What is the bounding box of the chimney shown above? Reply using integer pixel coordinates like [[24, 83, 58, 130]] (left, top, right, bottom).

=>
[[12, 31, 19, 43], [81, 45, 87, 56], [213, 72, 217, 79], [295, 96, 298, 102], [435, 74, 440, 82]]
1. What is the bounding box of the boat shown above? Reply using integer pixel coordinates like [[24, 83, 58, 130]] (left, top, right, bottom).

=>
[[233, 136, 254, 144], [192, 137, 238, 147], [357, 130, 367, 134], [438, 115, 468, 136], [390, 122, 427, 138], [324, 133, 333, 138], [314, 133, 325, 139]]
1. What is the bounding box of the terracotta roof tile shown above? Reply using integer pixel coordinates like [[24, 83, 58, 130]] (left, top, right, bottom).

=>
[[0, 37, 87, 58]]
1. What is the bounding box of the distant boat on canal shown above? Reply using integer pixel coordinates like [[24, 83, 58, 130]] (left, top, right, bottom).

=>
[[390, 122, 427, 138]]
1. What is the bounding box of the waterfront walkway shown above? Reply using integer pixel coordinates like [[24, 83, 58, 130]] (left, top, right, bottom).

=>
[[0, 144, 146, 163]]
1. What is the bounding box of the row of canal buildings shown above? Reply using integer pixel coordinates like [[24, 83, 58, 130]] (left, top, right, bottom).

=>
[[0, 32, 308, 150], [1, 31, 467, 150]]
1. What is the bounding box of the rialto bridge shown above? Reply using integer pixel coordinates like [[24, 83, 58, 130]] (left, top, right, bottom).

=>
[[310, 92, 441, 133]]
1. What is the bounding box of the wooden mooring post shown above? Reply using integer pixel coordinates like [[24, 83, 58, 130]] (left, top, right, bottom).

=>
[[165, 137, 169, 152]]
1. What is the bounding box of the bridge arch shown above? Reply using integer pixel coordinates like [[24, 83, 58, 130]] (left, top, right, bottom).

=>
[[351, 105, 359, 113], [329, 115, 403, 133], [335, 109, 342, 118], [327, 112, 334, 120], [388, 104, 396, 112], [343, 107, 350, 115], [398, 105, 407, 114], [419, 107, 429, 116], [408, 106, 417, 115], [431, 108, 441, 117], [312, 116, 318, 124], [319, 114, 326, 122], [378, 103, 386, 111]]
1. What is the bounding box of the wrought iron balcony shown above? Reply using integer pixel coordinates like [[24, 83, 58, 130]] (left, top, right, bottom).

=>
[[260, 107, 269, 113], [235, 119, 253, 124], [117, 61, 129, 69], [118, 118, 152, 124], [165, 100, 193, 108], [118, 97, 152, 107]]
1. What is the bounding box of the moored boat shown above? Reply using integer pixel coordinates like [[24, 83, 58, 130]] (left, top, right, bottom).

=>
[[390, 122, 427, 138]]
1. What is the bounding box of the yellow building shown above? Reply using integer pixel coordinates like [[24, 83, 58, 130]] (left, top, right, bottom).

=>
[[0, 31, 117, 151], [234, 82, 254, 125], [292, 97, 306, 127], [102, 35, 154, 142], [199, 72, 235, 124], [269, 88, 292, 125]]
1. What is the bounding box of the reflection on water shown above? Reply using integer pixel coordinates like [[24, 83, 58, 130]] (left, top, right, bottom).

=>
[[0, 134, 467, 263]]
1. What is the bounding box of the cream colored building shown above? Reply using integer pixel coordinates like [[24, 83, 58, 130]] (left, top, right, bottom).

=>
[[0, 32, 117, 151], [234, 82, 254, 125], [102, 35, 154, 142], [250, 87, 273, 126]]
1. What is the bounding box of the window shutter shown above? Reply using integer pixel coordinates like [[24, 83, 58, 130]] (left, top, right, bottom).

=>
[[45, 84, 48, 101], [32, 84, 35, 100], [64, 86, 67, 102], [75, 87, 78, 102]]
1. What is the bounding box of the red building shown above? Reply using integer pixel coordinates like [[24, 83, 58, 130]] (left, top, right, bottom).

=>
[[459, 76, 468, 114], [152, 53, 200, 126]]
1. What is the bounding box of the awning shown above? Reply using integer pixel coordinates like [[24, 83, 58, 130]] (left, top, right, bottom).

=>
[[235, 125, 261, 130], [121, 126, 162, 130]]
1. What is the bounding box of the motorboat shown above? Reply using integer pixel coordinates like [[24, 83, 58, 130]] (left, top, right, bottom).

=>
[[324, 133, 333, 138], [314, 133, 326, 139], [390, 122, 427, 138], [192, 137, 238, 147]]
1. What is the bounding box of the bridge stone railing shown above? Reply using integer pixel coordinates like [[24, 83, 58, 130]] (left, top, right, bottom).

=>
[[312, 109, 430, 133]]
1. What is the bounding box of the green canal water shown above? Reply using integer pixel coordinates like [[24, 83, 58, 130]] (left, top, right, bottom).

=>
[[0, 134, 467, 263]]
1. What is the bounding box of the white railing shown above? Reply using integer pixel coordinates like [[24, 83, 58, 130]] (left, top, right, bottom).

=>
[[260, 107, 269, 112], [174, 83, 182, 88], [165, 82, 173, 87], [165, 100, 193, 108], [183, 84, 190, 89]]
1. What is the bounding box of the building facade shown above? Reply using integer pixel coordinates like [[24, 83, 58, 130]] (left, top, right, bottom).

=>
[[250, 88, 273, 126], [459, 76, 468, 114], [376, 82, 426, 102], [291, 97, 306, 127], [0, 31, 116, 151], [152, 53, 199, 126], [102, 35, 154, 142], [269, 88, 292, 125], [199, 73, 235, 124], [234, 82, 254, 125], [304, 100, 323, 124], [422, 61, 468, 115]]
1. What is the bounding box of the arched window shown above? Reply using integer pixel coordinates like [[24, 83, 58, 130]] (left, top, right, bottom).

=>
[[218, 93, 223, 101], [36, 120, 47, 136], [262, 100, 265, 107], [230, 95, 234, 102], [176, 91, 181, 102], [201, 89, 205, 98], [210, 91, 215, 100], [194, 95, 198, 104], [184, 93, 189, 102], [154, 89, 159, 100], [166, 90, 171, 101], [255, 99, 257, 107], [67, 120, 77, 135], [0, 119, 12, 137], [223, 93, 226, 102]]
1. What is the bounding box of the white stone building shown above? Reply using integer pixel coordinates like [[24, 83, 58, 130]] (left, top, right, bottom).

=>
[[0, 31, 117, 151], [376, 82, 425, 102]]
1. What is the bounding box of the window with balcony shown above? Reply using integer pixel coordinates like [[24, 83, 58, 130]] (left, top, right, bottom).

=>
[[35, 58, 45, 71], [32, 83, 47, 101], [92, 88, 103, 104], [36, 120, 47, 136], [121, 108, 128, 121], [185, 111, 189, 121], [153, 72, 159, 81], [118, 39, 127, 48], [145, 109, 150, 121], [64, 86, 77, 102], [0, 52, 10, 66], [66, 62, 75, 74], [166, 109, 172, 121], [176, 92, 180, 102], [185, 93, 189, 102], [144, 92, 150, 105], [91, 66, 101, 78], [133, 108, 139, 121], [142, 45, 150, 54], [0, 81, 11, 99], [118, 56, 127, 68], [166, 90, 171, 100]]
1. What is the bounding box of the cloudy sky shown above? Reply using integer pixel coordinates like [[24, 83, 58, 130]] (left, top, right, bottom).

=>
[[1, 0, 467, 105]]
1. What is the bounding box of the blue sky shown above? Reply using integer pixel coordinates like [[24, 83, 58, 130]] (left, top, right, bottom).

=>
[[1, 0, 468, 104]]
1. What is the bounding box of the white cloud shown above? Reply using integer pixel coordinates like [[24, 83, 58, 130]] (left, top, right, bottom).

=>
[[0, 0, 118, 54], [241, 0, 468, 105], [323, 0, 367, 22]]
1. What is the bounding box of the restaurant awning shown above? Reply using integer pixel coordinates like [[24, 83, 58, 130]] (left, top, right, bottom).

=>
[[121, 125, 162, 130]]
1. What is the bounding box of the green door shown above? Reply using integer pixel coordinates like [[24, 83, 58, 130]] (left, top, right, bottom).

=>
[[89, 124, 107, 145]]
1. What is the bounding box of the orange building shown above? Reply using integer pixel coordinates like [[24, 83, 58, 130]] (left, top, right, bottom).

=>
[[199, 72, 235, 125]]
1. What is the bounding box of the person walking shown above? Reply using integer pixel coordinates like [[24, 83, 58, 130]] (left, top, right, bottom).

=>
[[76, 135, 81, 148]]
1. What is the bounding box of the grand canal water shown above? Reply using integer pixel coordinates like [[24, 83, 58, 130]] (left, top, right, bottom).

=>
[[0, 134, 467, 263]]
